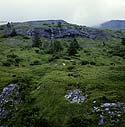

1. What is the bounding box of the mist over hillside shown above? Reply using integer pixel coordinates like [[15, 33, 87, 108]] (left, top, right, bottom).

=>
[[95, 20, 125, 30]]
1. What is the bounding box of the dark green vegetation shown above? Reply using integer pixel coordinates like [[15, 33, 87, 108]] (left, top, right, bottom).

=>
[[0, 22, 125, 127]]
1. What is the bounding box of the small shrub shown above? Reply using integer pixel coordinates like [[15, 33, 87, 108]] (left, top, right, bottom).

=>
[[57, 22, 62, 28], [110, 63, 115, 66], [30, 60, 41, 65], [110, 45, 125, 57], [32, 30, 41, 48], [0, 27, 4, 30], [68, 38, 80, 56], [7, 54, 18, 58], [3, 54, 22, 66], [23, 36, 30, 39], [67, 116, 91, 127], [34, 48, 40, 53], [81, 60, 89, 65], [90, 61, 96, 65], [48, 55, 60, 62], [67, 65, 75, 71], [121, 38, 125, 45], [10, 28, 17, 37], [2, 60, 11, 66], [63, 56, 71, 60]]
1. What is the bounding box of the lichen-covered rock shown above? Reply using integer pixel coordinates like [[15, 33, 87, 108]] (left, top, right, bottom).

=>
[[0, 84, 20, 119], [65, 89, 87, 103], [92, 102, 125, 126]]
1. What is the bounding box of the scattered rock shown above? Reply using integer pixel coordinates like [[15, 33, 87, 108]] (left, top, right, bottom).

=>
[[62, 63, 66, 66], [65, 89, 87, 103], [93, 102, 125, 126], [98, 114, 104, 126]]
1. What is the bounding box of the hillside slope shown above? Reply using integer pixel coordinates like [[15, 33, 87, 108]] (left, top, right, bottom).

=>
[[97, 20, 125, 30], [0, 20, 125, 127], [2, 20, 124, 39]]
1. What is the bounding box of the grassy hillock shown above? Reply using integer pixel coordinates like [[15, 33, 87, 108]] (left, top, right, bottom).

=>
[[0, 23, 125, 127]]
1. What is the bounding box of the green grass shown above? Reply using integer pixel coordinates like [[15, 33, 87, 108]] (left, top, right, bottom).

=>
[[0, 29, 125, 127]]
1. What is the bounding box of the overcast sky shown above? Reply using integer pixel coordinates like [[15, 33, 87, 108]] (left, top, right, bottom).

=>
[[0, 0, 125, 26]]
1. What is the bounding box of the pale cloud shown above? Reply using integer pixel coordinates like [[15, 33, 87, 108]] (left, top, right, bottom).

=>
[[0, 0, 125, 26]]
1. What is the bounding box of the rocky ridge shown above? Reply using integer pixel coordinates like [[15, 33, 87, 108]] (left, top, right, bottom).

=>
[[4, 20, 124, 39]]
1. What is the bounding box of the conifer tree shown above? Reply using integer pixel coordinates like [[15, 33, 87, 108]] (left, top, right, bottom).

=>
[[68, 38, 79, 56], [32, 30, 41, 47]]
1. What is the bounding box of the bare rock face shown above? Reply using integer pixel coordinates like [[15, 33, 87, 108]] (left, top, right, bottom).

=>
[[3, 20, 125, 39], [0, 84, 20, 126], [4, 20, 112, 39], [17, 26, 109, 39]]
